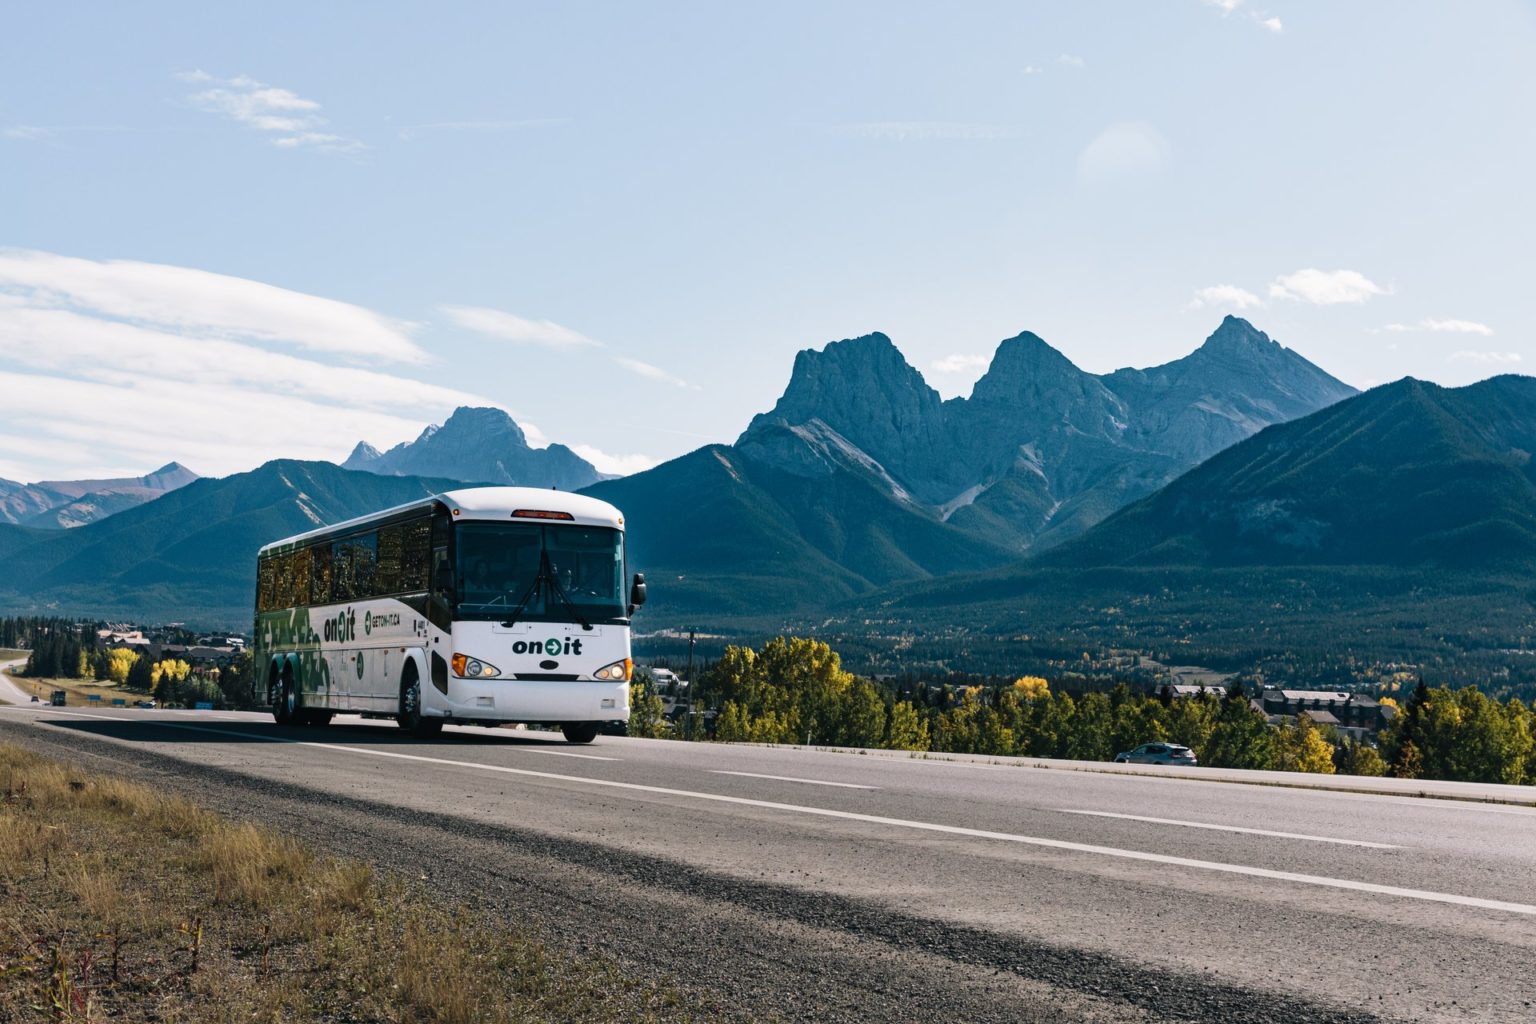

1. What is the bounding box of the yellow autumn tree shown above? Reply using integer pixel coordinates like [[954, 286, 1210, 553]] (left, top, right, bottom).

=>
[[1012, 675, 1050, 701]]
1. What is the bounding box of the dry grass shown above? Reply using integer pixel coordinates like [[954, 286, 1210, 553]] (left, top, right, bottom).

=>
[[4, 672, 150, 705], [0, 743, 712, 1023]]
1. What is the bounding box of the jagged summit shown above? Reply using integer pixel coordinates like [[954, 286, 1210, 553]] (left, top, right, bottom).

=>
[[340, 406, 599, 490]]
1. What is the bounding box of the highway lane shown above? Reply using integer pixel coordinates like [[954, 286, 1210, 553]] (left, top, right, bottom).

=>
[[4, 702, 1534, 1022]]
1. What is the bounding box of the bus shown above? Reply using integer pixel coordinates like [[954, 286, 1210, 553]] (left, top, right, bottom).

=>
[[253, 487, 645, 743]]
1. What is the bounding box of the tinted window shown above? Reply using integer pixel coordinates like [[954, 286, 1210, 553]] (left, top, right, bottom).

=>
[[310, 544, 333, 605]]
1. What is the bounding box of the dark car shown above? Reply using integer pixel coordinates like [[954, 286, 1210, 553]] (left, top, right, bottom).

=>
[[1114, 742, 1198, 766]]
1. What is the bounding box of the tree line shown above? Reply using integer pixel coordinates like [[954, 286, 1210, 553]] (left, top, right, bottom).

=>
[[14, 618, 252, 708], [629, 636, 1536, 786]]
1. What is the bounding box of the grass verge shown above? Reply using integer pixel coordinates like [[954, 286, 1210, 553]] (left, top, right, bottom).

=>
[[2, 672, 150, 706], [0, 743, 711, 1023]]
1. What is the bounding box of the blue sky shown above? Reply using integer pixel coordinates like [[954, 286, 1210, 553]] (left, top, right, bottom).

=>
[[3, 1, 1533, 481]]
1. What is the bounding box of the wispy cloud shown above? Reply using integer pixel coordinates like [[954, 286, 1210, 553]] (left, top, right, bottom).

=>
[[179, 71, 363, 152], [1058, 53, 1086, 68], [567, 445, 658, 476], [1202, 1, 1283, 33], [1188, 284, 1263, 310], [0, 251, 491, 479], [397, 118, 568, 142], [833, 121, 1009, 142], [1077, 121, 1170, 182], [0, 249, 424, 362], [1384, 318, 1493, 336], [445, 304, 695, 390], [1021, 66, 1043, 75], [3, 124, 128, 141], [440, 306, 600, 349], [1448, 351, 1521, 364], [1269, 268, 1388, 305], [930, 354, 990, 374], [612, 356, 695, 389]]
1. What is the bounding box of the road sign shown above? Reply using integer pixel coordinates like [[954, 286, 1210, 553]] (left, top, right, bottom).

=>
[[194, 701, 214, 710]]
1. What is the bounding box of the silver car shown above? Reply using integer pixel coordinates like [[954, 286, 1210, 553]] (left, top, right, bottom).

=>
[[1114, 742, 1198, 766]]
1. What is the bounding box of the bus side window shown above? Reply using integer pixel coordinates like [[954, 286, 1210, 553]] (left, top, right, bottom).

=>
[[430, 511, 452, 603], [376, 524, 404, 595], [257, 554, 277, 612], [400, 516, 431, 593], [310, 545, 333, 605]]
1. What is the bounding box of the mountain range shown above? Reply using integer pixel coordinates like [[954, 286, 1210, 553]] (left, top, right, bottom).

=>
[[587, 316, 1355, 616], [343, 406, 603, 490], [0, 463, 199, 529]]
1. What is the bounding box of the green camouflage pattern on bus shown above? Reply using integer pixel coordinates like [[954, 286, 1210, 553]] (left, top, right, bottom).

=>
[[255, 606, 331, 700]]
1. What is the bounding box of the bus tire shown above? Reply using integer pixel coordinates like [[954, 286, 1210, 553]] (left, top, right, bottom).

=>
[[273, 665, 297, 726], [561, 722, 600, 744], [398, 665, 442, 738]]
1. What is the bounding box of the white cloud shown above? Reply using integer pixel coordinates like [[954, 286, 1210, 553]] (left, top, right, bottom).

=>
[[612, 356, 693, 389], [0, 250, 662, 481], [181, 71, 363, 152], [440, 306, 600, 349], [398, 118, 567, 142], [0, 249, 424, 362], [1058, 53, 1086, 68], [1269, 268, 1388, 305], [568, 445, 659, 476], [1022, 66, 1043, 75], [1204, 0, 1243, 11], [1077, 122, 1170, 182], [1448, 351, 1521, 364], [1259, 16, 1283, 32], [1188, 284, 1263, 310], [930, 353, 990, 374], [1383, 318, 1494, 336], [834, 122, 1009, 142]]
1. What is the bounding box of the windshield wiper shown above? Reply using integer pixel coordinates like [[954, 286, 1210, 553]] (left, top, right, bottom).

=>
[[543, 553, 594, 631], [496, 563, 545, 629]]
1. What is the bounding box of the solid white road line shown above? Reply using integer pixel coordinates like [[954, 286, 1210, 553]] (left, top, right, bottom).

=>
[[1056, 809, 1400, 849], [524, 749, 621, 761], [711, 770, 877, 790], [18, 710, 1536, 917]]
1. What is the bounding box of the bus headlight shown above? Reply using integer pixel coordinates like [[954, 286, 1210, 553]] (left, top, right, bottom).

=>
[[592, 658, 632, 682], [451, 653, 501, 679]]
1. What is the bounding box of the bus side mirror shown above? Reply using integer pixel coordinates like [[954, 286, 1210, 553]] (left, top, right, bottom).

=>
[[629, 573, 647, 609]]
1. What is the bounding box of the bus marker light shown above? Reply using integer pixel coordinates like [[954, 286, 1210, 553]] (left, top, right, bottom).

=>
[[511, 509, 576, 521]]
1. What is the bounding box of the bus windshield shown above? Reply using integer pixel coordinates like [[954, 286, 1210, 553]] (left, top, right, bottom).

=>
[[453, 522, 626, 623]]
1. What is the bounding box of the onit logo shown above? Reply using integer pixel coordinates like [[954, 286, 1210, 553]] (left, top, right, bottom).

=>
[[363, 611, 400, 635], [510, 637, 583, 656], [323, 609, 357, 643]]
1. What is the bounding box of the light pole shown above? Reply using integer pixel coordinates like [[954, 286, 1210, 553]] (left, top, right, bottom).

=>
[[685, 629, 698, 740]]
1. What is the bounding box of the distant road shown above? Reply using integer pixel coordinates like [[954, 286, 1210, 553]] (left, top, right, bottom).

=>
[[4, 702, 1534, 1023]]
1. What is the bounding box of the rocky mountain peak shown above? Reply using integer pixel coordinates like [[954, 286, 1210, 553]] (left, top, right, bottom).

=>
[[969, 330, 1091, 405], [342, 442, 382, 470]]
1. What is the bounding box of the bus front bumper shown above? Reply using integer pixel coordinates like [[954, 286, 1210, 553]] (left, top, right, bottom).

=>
[[425, 677, 629, 723]]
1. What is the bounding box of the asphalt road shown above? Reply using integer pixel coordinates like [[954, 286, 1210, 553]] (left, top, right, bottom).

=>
[[3, 694, 1534, 1023]]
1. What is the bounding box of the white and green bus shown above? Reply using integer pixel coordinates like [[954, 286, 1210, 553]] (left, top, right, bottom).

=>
[[253, 487, 645, 743]]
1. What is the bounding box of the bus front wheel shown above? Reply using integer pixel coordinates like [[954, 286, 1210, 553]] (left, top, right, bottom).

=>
[[398, 667, 443, 739], [561, 722, 600, 745]]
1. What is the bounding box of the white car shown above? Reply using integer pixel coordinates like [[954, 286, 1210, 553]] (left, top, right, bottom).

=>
[[1114, 742, 1198, 766]]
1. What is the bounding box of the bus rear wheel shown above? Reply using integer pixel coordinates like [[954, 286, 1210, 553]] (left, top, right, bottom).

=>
[[397, 667, 443, 739], [273, 670, 297, 726], [561, 722, 600, 744]]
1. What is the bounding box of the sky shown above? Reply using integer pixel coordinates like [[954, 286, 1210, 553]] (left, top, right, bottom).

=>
[[3, 1, 1534, 483]]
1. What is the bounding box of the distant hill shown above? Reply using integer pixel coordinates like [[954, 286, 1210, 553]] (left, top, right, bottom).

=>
[[0, 463, 199, 529], [1039, 376, 1536, 570], [582, 445, 1014, 619], [343, 406, 602, 490], [0, 460, 463, 626]]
